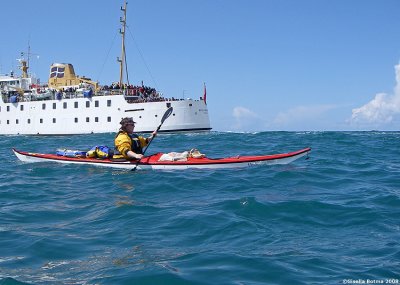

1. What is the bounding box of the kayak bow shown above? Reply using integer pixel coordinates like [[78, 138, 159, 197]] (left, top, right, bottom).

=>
[[12, 147, 311, 170]]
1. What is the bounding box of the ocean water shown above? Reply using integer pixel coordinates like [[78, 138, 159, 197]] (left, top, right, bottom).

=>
[[1, 131, 399, 285]]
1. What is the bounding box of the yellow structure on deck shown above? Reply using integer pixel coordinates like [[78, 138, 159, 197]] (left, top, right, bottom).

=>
[[48, 63, 98, 90]]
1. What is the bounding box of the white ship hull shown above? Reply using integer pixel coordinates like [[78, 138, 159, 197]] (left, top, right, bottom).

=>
[[0, 95, 211, 135], [1, 1, 211, 135]]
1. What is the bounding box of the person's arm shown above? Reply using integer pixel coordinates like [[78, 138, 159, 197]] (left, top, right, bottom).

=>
[[138, 131, 157, 147], [115, 133, 143, 160], [146, 131, 157, 143], [125, 150, 143, 160]]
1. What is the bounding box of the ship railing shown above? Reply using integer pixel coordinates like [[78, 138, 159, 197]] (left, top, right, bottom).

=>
[[1, 89, 203, 104], [95, 89, 124, 96], [95, 89, 142, 96], [123, 96, 200, 104]]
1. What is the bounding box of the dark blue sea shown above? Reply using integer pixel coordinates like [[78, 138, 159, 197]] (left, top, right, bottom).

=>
[[1, 131, 399, 285]]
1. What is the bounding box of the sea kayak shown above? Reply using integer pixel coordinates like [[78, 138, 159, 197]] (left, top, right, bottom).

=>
[[12, 147, 311, 170]]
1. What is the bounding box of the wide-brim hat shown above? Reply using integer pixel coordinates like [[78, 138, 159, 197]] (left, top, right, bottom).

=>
[[120, 117, 136, 126]]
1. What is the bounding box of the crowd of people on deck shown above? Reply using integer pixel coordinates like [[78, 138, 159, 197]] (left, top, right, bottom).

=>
[[61, 86, 80, 93], [101, 83, 157, 96], [100, 82, 177, 103], [2, 81, 183, 103]]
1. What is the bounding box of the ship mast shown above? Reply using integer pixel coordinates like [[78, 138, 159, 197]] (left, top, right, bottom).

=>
[[20, 46, 30, 79], [19, 44, 39, 79], [118, 0, 127, 88]]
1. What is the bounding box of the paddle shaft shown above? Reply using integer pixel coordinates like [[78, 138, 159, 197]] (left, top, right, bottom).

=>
[[141, 123, 162, 156]]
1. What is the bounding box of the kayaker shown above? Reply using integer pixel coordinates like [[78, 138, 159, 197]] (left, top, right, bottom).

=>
[[113, 117, 156, 160]]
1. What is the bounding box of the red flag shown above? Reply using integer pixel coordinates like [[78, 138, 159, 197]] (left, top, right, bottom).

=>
[[203, 83, 207, 105]]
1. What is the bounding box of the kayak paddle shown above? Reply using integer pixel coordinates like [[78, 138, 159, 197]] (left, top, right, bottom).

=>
[[132, 106, 173, 171]]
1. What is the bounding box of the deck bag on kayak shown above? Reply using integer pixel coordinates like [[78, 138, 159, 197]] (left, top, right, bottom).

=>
[[159, 151, 189, 161], [189, 148, 205, 158], [56, 149, 87, 158], [86, 145, 113, 159]]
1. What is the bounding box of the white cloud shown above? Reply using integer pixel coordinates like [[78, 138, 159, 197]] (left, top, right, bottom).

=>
[[351, 62, 400, 126], [232, 106, 259, 120], [231, 106, 262, 131], [230, 105, 338, 131], [272, 104, 336, 127]]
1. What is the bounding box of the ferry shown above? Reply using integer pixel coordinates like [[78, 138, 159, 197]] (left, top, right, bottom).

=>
[[0, 1, 211, 135]]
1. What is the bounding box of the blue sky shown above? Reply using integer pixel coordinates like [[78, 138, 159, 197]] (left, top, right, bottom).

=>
[[1, 0, 399, 131]]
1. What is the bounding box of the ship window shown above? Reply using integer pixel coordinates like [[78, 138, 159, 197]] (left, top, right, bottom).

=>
[[53, 118, 56, 123], [7, 106, 10, 112], [86, 117, 90, 122], [42, 103, 46, 110], [53, 103, 56, 109], [107, 100, 111, 107], [75, 118, 78, 123], [63, 102, 67, 109], [40, 119, 43, 124], [74, 102, 78, 108], [189, 103, 192, 107], [86, 101, 90, 108], [95, 100, 99, 107], [28, 119, 31, 124], [166, 103, 171, 108], [7, 120, 9, 124], [16, 119, 19, 124], [107, 116, 111, 122], [95, 117, 99, 122], [20, 105, 24, 111]]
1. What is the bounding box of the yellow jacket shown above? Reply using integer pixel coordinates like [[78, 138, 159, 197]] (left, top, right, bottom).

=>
[[114, 131, 149, 159]]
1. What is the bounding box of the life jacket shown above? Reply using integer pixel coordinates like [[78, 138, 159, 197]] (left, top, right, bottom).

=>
[[129, 133, 144, 154]]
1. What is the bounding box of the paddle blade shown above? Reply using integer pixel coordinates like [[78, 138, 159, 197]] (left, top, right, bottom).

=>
[[161, 107, 173, 124]]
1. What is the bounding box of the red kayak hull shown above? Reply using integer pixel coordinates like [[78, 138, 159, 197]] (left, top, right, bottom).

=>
[[12, 147, 311, 170]]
